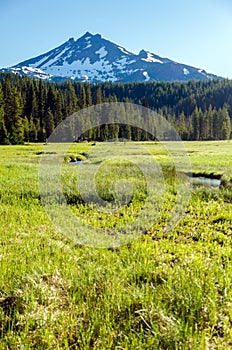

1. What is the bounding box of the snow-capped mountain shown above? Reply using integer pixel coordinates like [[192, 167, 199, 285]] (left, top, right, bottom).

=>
[[1, 32, 220, 83]]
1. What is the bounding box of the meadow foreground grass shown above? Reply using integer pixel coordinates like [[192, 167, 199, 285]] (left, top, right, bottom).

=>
[[0, 141, 232, 349]]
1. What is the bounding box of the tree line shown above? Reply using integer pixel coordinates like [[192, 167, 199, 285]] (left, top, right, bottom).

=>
[[0, 72, 231, 144]]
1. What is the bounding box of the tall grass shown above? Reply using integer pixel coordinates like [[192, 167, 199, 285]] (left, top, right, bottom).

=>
[[0, 141, 232, 349]]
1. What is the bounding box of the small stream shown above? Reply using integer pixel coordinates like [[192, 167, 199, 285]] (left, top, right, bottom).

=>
[[191, 176, 221, 188], [69, 161, 82, 165], [67, 164, 222, 188]]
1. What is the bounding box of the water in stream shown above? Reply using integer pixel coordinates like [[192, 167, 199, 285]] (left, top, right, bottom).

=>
[[191, 176, 221, 188]]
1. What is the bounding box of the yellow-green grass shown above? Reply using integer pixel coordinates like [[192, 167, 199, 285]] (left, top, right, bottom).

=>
[[0, 141, 232, 349]]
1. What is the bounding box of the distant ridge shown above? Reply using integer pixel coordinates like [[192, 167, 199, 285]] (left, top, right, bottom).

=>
[[0, 32, 221, 83]]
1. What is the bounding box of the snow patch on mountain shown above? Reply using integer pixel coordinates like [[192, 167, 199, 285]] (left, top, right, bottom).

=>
[[29, 55, 50, 68], [23, 66, 45, 74], [143, 71, 150, 81], [142, 52, 163, 64], [96, 47, 108, 59], [183, 68, 190, 75], [114, 57, 128, 67], [43, 56, 115, 81], [118, 46, 132, 55], [11, 66, 53, 80], [84, 44, 92, 49], [42, 48, 70, 68]]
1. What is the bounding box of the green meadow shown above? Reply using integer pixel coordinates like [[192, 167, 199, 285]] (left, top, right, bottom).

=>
[[0, 141, 232, 349]]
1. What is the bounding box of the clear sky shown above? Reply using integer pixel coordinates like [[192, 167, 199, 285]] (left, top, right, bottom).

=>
[[1, 0, 232, 78]]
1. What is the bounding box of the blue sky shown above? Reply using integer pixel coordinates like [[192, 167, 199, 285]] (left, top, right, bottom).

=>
[[1, 0, 232, 78]]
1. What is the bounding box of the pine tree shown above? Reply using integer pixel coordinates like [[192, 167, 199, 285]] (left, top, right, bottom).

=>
[[29, 117, 38, 142], [198, 108, 204, 140], [86, 85, 92, 107], [219, 105, 231, 140], [23, 116, 30, 142], [212, 108, 222, 139], [2, 80, 24, 144], [38, 79, 46, 121], [190, 107, 200, 141], [64, 81, 78, 116], [11, 89, 24, 144], [205, 105, 214, 140], [24, 82, 38, 119], [94, 87, 102, 105], [45, 108, 55, 138], [47, 84, 57, 114], [177, 111, 188, 140], [53, 91, 63, 126], [100, 124, 109, 141], [0, 84, 8, 144], [79, 84, 87, 109]]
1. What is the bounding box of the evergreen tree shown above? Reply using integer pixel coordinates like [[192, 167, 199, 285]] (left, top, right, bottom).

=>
[[38, 79, 46, 121], [212, 108, 221, 139], [94, 87, 103, 105], [190, 107, 200, 141], [79, 84, 87, 109], [177, 111, 188, 140], [86, 84, 92, 106], [204, 105, 214, 140], [0, 84, 8, 144], [23, 116, 30, 142], [24, 82, 38, 119], [45, 108, 55, 138], [29, 117, 38, 142], [219, 105, 231, 140], [64, 81, 78, 116], [2, 80, 24, 144], [198, 108, 204, 141], [53, 91, 63, 126]]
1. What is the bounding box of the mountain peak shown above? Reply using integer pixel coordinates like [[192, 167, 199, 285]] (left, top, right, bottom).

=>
[[84, 31, 92, 36], [1, 32, 221, 83], [67, 37, 75, 43], [138, 49, 148, 58], [79, 32, 102, 41], [81, 31, 93, 39], [93, 33, 102, 39]]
